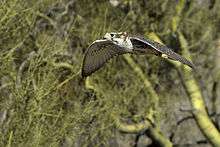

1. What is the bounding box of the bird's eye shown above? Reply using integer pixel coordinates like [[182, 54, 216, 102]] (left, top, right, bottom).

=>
[[110, 34, 115, 37]]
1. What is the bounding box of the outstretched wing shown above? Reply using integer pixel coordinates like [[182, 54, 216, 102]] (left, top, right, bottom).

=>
[[130, 37, 195, 69], [82, 40, 127, 77]]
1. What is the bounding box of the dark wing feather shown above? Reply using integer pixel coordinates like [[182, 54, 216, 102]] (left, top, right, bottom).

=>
[[82, 40, 127, 77], [130, 37, 195, 69]]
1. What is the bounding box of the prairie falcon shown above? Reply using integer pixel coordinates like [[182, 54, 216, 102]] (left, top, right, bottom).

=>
[[82, 32, 195, 77]]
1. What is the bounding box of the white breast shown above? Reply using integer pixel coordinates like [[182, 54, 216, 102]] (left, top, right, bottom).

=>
[[113, 37, 133, 52]]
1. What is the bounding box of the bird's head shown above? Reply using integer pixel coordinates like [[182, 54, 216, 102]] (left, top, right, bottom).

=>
[[103, 32, 127, 40], [103, 32, 133, 50]]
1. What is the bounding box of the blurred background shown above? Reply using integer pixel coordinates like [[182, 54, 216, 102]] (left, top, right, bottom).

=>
[[0, 0, 220, 146]]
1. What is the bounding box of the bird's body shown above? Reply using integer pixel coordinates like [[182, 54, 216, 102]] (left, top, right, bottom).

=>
[[103, 32, 133, 51], [82, 32, 195, 77]]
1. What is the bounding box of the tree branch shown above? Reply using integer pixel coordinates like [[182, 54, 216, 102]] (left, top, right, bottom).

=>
[[123, 54, 159, 123], [148, 31, 220, 146], [178, 31, 220, 146]]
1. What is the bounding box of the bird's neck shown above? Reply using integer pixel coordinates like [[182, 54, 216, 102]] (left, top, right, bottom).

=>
[[114, 37, 133, 51]]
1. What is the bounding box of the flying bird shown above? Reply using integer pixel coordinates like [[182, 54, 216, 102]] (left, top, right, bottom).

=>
[[82, 32, 195, 77]]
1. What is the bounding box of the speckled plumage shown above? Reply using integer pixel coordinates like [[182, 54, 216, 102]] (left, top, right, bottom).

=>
[[82, 39, 127, 77], [82, 32, 195, 77], [130, 37, 195, 69]]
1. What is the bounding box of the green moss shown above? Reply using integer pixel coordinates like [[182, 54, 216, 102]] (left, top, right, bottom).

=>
[[1, 0, 220, 146]]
